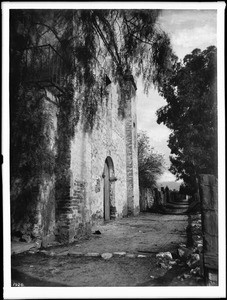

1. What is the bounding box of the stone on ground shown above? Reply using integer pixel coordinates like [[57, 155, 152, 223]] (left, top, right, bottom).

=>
[[178, 247, 193, 258], [125, 253, 136, 258], [85, 253, 100, 257], [156, 251, 173, 260], [113, 252, 126, 256], [55, 250, 69, 256], [68, 251, 84, 256], [101, 253, 113, 260]]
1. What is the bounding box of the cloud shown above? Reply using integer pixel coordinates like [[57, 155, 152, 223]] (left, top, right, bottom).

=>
[[173, 25, 216, 48], [157, 171, 178, 183], [158, 10, 217, 59], [137, 85, 171, 146], [159, 9, 217, 29], [171, 24, 216, 59]]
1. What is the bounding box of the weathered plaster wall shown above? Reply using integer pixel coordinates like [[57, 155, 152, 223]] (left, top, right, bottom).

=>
[[11, 91, 58, 246], [53, 76, 139, 243], [68, 81, 130, 239], [11, 16, 140, 245], [12, 77, 139, 245], [33, 92, 58, 246]]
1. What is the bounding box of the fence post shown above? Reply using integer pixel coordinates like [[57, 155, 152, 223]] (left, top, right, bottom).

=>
[[199, 174, 218, 285]]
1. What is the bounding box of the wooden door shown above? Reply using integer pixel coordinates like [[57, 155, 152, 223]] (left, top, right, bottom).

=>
[[104, 161, 110, 221]]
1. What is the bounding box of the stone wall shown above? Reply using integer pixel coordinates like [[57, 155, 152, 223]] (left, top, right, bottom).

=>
[[139, 186, 186, 212], [199, 174, 218, 285], [125, 80, 139, 216]]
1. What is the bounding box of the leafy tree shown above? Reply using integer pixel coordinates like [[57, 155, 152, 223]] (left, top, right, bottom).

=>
[[156, 46, 217, 193], [138, 131, 165, 188]]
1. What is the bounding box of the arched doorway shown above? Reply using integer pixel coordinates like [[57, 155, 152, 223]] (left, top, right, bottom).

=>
[[103, 156, 116, 221]]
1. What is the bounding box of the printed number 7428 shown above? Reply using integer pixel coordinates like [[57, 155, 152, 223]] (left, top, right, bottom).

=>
[[13, 282, 24, 287]]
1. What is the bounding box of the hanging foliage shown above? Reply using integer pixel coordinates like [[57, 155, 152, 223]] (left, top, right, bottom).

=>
[[11, 9, 175, 129], [10, 9, 175, 231]]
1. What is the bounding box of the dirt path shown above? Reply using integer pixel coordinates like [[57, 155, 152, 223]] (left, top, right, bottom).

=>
[[55, 212, 188, 254], [11, 213, 203, 287]]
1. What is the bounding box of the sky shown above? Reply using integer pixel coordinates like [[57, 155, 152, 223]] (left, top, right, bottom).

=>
[[136, 9, 217, 184]]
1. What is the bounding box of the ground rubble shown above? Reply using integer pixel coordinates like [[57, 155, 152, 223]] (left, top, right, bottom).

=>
[[151, 212, 204, 285]]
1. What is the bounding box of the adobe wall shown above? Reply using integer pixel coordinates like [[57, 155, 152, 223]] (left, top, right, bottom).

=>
[[11, 91, 58, 246], [11, 17, 140, 246], [68, 82, 128, 241], [11, 77, 139, 245], [32, 92, 58, 246], [55, 77, 139, 243]]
